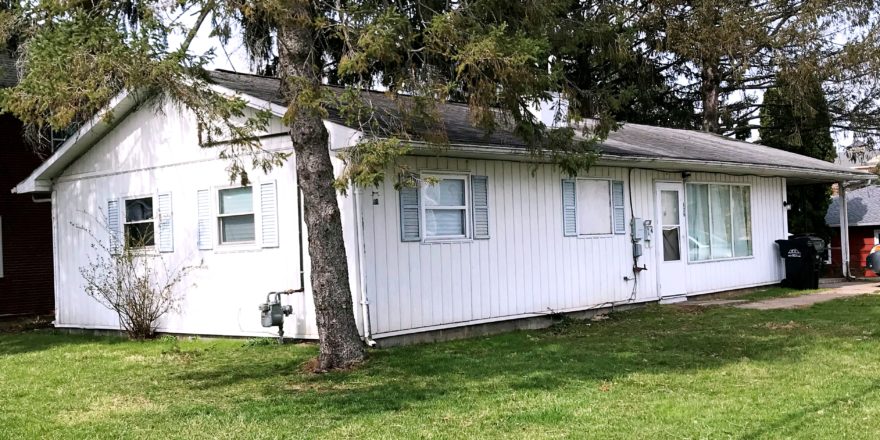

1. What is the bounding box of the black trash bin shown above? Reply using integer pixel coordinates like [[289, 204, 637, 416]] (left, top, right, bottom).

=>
[[775, 235, 826, 289], [868, 248, 880, 274]]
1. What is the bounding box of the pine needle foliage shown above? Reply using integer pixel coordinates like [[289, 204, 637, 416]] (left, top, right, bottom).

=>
[[760, 76, 836, 237]]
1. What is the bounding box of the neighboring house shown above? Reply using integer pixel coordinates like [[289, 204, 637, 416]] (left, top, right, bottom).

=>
[[12, 70, 872, 343], [826, 185, 880, 277], [0, 52, 55, 317]]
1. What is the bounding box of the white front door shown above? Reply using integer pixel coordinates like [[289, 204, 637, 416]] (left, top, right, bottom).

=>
[[656, 182, 688, 297]]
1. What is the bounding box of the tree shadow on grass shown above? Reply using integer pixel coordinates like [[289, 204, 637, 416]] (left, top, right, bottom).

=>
[[737, 380, 880, 439], [168, 299, 880, 419], [0, 330, 129, 356]]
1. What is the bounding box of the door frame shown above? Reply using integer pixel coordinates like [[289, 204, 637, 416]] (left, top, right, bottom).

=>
[[654, 180, 688, 298]]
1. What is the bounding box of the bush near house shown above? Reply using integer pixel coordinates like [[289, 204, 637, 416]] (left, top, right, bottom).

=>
[[3, 292, 880, 438]]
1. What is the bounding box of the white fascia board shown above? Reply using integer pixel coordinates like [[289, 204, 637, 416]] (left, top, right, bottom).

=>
[[389, 141, 874, 184], [12, 91, 141, 194], [13, 85, 288, 195], [595, 155, 873, 183], [325, 121, 363, 150], [215, 85, 366, 150], [208, 84, 289, 118]]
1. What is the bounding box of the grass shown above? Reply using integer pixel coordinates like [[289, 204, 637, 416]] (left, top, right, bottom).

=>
[[734, 286, 826, 301], [3, 292, 880, 439]]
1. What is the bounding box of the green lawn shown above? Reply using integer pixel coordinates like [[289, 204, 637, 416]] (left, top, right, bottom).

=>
[[3, 293, 880, 439], [734, 286, 826, 301]]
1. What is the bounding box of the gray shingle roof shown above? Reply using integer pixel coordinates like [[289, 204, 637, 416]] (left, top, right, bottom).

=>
[[205, 69, 869, 182], [826, 185, 880, 226], [208, 70, 529, 148]]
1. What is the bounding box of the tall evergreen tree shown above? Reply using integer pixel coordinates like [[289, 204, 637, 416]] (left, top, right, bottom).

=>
[[0, 0, 629, 370], [550, 0, 699, 130], [638, 0, 880, 141], [760, 77, 836, 237]]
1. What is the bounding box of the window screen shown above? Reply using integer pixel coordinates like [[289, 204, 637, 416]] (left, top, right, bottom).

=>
[[218, 187, 255, 243], [124, 197, 155, 248], [576, 179, 612, 235], [423, 177, 468, 238]]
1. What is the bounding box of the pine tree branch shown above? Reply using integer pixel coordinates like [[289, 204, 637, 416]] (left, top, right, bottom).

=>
[[174, 0, 215, 60]]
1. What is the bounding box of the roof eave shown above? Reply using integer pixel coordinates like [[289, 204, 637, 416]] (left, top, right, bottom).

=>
[[208, 83, 288, 118], [393, 141, 874, 183], [828, 223, 880, 227], [12, 92, 141, 194]]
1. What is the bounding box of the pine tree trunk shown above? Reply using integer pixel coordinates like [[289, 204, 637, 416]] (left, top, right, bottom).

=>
[[277, 2, 366, 371], [701, 60, 721, 133]]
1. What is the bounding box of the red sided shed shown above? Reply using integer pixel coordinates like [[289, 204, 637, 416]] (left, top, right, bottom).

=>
[[826, 185, 880, 277], [0, 52, 54, 317]]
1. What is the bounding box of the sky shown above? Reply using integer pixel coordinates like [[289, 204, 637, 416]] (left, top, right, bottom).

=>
[[169, 11, 253, 74]]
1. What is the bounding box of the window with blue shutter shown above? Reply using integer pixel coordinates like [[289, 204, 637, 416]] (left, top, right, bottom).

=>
[[197, 189, 212, 250], [471, 175, 490, 239], [611, 180, 626, 235], [562, 179, 577, 236], [399, 185, 421, 242], [260, 181, 279, 248], [157, 192, 174, 252]]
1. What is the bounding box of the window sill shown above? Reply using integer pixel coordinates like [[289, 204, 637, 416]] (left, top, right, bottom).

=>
[[127, 247, 159, 256], [421, 238, 474, 245], [576, 234, 617, 239], [687, 255, 755, 264], [214, 243, 262, 254]]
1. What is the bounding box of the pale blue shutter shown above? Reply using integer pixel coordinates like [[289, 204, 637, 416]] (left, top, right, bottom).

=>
[[562, 179, 577, 236], [107, 199, 121, 254], [471, 175, 490, 239], [611, 180, 626, 235], [399, 185, 421, 242], [157, 192, 174, 252], [260, 181, 279, 248], [197, 189, 213, 250]]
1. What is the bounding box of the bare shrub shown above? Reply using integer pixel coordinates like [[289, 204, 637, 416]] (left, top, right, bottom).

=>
[[74, 214, 200, 340]]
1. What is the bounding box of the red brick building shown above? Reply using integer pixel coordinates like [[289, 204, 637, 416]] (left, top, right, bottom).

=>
[[0, 53, 54, 317], [826, 185, 880, 277]]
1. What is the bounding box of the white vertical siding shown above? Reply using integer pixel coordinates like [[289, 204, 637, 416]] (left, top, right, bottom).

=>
[[50, 95, 788, 340], [362, 158, 787, 336], [51, 100, 369, 340], [54, 159, 321, 338]]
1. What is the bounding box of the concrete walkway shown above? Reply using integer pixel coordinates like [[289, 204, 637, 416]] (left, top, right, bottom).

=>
[[735, 281, 880, 310]]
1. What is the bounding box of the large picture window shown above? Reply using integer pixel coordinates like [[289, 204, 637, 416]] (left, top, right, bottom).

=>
[[421, 174, 470, 239], [686, 183, 752, 261]]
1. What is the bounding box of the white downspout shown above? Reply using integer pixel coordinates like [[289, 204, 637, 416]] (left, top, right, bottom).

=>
[[781, 178, 789, 237], [839, 181, 851, 279], [51, 190, 60, 326], [352, 186, 375, 346]]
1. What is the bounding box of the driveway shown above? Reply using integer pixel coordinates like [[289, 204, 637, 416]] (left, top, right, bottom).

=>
[[735, 280, 880, 310]]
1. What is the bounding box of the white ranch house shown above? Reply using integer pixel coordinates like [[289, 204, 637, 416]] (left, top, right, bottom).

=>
[[13, 71, 872, 344]]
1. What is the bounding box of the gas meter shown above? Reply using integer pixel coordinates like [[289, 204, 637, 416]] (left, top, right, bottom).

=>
[[259, 291, 294, 342], [643, 220, 653, 246]]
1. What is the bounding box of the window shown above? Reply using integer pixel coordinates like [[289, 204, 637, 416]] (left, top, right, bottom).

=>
[[422, 175, 469, 239], [562, 178, 625, 237], [124, 197, 155, 248], [577, 179, 612, 235], [686, 183, 752, 261], [218, 187, 255, 244], [398, 174, 489, 243], [660, 189, 682, 261]]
